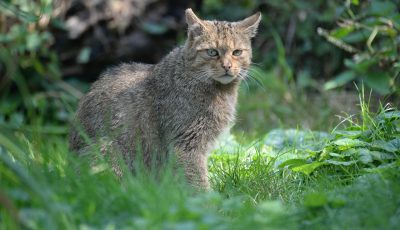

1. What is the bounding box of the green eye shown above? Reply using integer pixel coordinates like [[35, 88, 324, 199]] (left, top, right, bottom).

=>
[[207, 49, 219, 57], [232, 49, 243, 56]]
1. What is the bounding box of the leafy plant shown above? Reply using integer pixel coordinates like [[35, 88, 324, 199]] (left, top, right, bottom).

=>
[[320, 0, 400, 95], [0, 0, 78, 128], [274, 91, 399, 176]]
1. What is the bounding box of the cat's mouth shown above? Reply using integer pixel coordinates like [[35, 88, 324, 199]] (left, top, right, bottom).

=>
[[214, 74, 236, 84]]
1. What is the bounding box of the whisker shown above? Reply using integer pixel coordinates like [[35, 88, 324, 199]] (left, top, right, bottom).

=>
[[239, 74, 250, 91], [248, 68, 266, 89], [249, 74, 266, 91], [250, 61, 264, 67], [191, 71, 212, 82], [239, 69, 266, 91]]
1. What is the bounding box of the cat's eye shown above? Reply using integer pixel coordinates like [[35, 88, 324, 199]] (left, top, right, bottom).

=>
[[207, 49, 219, 57], [232, 50, 243, 56]]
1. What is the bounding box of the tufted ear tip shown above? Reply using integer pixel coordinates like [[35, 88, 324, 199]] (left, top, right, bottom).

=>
[[185, 8, 202, 27], [185, 8, 194, 18], [185, 8, 207, 40], [185, 8, 194, 15], [237, 12, 262, 38]]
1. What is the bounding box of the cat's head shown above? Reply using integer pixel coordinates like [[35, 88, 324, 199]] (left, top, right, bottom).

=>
[[184, 9, 261, 85]]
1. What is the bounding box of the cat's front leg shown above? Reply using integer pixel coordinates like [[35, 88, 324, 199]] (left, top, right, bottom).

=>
[[175, 147, 210, 190]]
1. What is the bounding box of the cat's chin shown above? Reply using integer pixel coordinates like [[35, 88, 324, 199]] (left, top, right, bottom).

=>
[[213, 74, 236, 84]]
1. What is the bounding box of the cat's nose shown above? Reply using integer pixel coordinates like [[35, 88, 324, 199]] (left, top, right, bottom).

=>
[[222, 62, 232, 72]]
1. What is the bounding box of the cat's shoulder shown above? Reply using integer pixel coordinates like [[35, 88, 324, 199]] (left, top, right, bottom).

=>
[[90, 62, 154, 93], [102, 62, 154, 78]]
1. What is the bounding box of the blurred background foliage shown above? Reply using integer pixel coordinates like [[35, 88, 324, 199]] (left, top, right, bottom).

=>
[[0, 0, 399, 139], [319, 0, 400, 94]]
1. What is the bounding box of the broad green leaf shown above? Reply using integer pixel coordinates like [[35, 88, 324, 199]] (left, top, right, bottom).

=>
[[324, 71, 356, 90], [388, 139, 400, 150], [378, 111, 400, 121], [333, 138, 369, 149], [292, 162, 325, 175], [330, 27, 354, 39], [345, 58, 379, 73], [342, 148, 359, 157], [343, 31, 368, 44], [363, 72, 391, 95], [333, 130, 362, 138], [329, 152, 344, 158], [263, 129, 329, 151], [358, 149, 374, 164], [325, 160, 357, 166], [278, 158, 308, 169], [371, 140, 397, 153], [368, 0, 396, 16], [368, 151, 395, 161]]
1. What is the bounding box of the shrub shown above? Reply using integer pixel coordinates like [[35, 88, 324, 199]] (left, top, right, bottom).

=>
[[320, 0, 400, 95]]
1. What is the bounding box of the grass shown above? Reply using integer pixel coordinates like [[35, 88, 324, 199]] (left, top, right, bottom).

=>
[[301, 169, 400, 229], [1, 86, 399, 229], [0, 133, 295, 229]]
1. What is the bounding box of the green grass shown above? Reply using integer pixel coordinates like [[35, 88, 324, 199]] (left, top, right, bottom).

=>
[[1, 92, 399, 229], [299, 168, 400, 229], [0, 133, 296, 229]]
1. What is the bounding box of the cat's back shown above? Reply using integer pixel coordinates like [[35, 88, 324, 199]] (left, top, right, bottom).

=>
[[81, 62, 153, 113], [92, 62, 153, 94], [70, 62, 154, 151]]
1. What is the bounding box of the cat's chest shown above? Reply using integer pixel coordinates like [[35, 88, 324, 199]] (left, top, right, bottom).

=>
[[207, 94, 236, 123], [159, 85, 238, 133], [188, 93, 237, 137], [164, 91, 237, 147]]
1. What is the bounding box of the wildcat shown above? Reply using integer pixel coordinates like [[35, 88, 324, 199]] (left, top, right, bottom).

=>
[[69, 9, 261, 189]]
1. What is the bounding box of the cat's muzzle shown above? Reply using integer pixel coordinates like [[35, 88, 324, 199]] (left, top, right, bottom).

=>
[[214, 74, 236, 84]]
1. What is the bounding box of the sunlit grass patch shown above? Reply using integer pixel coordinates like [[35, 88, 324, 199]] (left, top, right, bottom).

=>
[[1, 90, 399, 229]]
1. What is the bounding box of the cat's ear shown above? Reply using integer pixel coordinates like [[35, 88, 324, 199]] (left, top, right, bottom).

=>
[[236, 12, 262, 38], [185, 8, 206, 38], [185, 8, 203, 27]]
